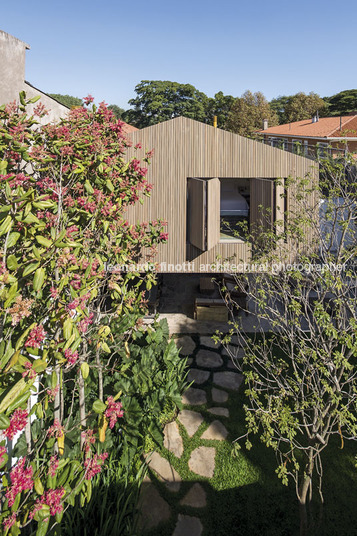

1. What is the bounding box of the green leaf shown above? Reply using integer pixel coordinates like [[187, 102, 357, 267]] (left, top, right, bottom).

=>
[[0, 413, 10, 429], [36, 235, 52, 248], [33, 267, 45, 291], [84, 180, 94, 194], [0, 215, 13, 236], [7, 232, 20, 248], [63, 318, 73, 340], [23, 262, 40, 277], [92, 399, 106, 414], [0, 378, 29, 414]]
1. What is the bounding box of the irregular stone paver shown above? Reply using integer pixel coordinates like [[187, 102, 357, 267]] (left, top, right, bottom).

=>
[[178, 410, 204, 437], [180, 483, 207, 508], [138, 482, 171, 530], [211, 388, 229, 403], [182, 387, 207, 406], [227, 360, 239, 370], [172, 514, 203, 536], [188, 446, 216, 478], [196, 349, 223, 369], [213, 371, 243, 391], [146, 452, 181, 491], [187, 358, 194, 366], [187, 369, 210, 385], [201, 420, 228, 441], [164, 421, 184, 458], [200, 336, 220, 349], [175, 335, 196, 356], [207, 407, 229, 417]]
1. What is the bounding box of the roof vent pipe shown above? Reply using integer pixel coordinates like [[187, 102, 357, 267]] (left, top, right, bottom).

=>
[[263, 119, 268, 130]]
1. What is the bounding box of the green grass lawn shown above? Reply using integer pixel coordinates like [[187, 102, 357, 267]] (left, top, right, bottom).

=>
[[144, 381, 357, 536]]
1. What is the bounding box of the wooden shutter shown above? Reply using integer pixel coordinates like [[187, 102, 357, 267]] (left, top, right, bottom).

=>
[[206, 178, 220, 250], [188, 178, 206, 250], [250, 178, 274, 233]]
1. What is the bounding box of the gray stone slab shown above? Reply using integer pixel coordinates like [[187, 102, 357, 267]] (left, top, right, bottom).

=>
[[211, 388, 229, 403], [200, 336, 220, 349], [187, 369, 210, 385], [196, 349, 223, 369], [145, 452, 181, 492], [182, 387, 207, 406], [188, 446, 216, 478], [164, 421, 184, 458], [172, 514, 203, 536], [175, 335, 196, 356], [138, 483, 171, 531], [207, 407, 229, 418], [201, 420, 228, 441], [178, 410, 204, 437], [180, 483, 207, 508], [213, 371, 243, 391]]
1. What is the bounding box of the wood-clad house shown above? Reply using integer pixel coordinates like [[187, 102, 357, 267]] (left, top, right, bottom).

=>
[[125, 117, 318, 273]]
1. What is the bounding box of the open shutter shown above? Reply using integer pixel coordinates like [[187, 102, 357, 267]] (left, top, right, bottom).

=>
[[206, 178, 220, 250], [250, 178, 274, 233], [188, 178, 206, 250]]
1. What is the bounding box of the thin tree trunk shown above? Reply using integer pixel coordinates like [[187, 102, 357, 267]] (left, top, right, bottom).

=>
[[25, 397, 32, 455]]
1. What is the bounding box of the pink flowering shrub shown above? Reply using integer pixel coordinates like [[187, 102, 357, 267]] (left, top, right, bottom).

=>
[[0, 93, 171, 533]]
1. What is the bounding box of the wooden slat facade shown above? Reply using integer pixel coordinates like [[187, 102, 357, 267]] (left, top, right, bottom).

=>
[[124, 117, 318, 272]]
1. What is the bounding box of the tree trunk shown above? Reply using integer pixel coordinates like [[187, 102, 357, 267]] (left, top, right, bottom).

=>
[[299, 477, 310, 536]]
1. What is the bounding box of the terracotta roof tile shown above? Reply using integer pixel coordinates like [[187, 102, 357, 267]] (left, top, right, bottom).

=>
[[121, 122, 138, 133], [258, 115, 357, 138]]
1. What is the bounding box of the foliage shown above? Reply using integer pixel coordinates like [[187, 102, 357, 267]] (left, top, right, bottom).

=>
[[0, 92, 170, 534], [107, 105, 126, 120], [283, 92, 327, 123], [126, 80, 208, 128], [269, 95, 291, 124], [226, 90, 279, 137], [205, 91, 235, 129], [324, 89, 357, 117], [61, 448, 145, 536], [48, 94, 83, 109], [219, 158, 357, 535]]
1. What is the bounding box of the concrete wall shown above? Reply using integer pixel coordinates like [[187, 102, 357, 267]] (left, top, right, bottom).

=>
[[0, 30, 68, 123], [0, 30, 28, 105]]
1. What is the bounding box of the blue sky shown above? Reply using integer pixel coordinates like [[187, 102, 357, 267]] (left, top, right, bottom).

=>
[[2, 0, 356, 108]]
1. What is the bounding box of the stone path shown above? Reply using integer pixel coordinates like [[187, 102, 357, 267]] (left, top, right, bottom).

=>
[[138, 334, 244, 535]]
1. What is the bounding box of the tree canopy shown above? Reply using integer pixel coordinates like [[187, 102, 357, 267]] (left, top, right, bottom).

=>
[[126, 80, 209, 128], [226, 90, 278, 137], [48, 93, 83, 108], [324, 89, 357, 116], [283, 92, 327, 123]]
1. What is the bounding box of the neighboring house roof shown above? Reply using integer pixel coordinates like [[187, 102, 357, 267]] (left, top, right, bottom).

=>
[[121, 122, 138, 133], [258, 115, 357, 139]]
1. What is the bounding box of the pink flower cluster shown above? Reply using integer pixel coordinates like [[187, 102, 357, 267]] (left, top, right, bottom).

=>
[[46, 385, 59, 402], [30, 487, 65, 519], [48, 455, 59, 478], [25, 324, 46, 348], [3, 513, 16, 530], [78, 312, 94, 334], [84, 452, 108, 480], [22, 360, 36, 380], [81, 428, 96, 454], [6, 457, 34, 507], [0, 445, 7, 464], [47, 419, 64, 439], [104, 396, 124, 429], [64, 348, 79, 366], [4, 408, 28, 440]]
